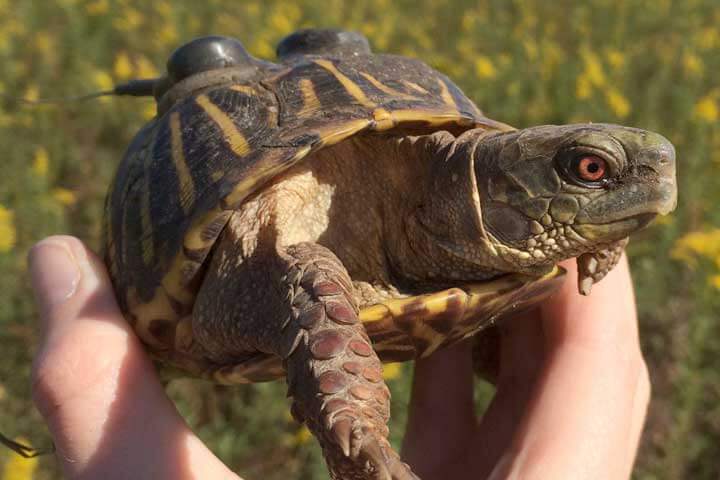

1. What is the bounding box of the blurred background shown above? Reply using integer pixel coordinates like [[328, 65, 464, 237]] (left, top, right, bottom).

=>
[[1, 0, 718, 478]]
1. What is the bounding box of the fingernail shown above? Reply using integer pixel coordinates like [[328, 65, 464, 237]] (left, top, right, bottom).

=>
[[29, 240, 81, 312]]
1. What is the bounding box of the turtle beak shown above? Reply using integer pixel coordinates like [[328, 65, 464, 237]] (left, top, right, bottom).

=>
[[648, 139, 677, 215]]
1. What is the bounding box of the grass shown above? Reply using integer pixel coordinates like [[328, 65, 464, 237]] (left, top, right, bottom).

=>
[[1, 0, 719, 478]]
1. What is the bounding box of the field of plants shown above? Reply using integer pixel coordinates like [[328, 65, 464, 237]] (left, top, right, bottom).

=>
[[1, 0, 719, 478]]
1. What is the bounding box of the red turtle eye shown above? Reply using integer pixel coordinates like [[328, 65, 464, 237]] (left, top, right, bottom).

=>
[[575, 155, 607, 182]]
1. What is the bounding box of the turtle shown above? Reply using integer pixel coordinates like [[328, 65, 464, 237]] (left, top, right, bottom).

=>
[[103, 29, 677, 480]]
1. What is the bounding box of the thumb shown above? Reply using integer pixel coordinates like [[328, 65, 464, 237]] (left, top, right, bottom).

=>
[[28, 236, 239, 479]]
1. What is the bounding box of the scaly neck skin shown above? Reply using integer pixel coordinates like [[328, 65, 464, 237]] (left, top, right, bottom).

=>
[[386, 127, 534, 290]]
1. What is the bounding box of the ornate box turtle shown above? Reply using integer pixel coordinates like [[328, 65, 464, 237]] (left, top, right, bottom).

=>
[[103, 29, 677, 479]]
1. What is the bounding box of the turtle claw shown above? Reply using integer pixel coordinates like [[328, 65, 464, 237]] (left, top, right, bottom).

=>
[[331, 417, 360, 458], [329, 420, 418, 480]]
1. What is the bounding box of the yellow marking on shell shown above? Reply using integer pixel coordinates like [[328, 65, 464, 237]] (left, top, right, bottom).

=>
[[361, 267, 566, 356], [314, 59, 376, 107], [210, 170, 224, 182], [315, 119, 372, 148], [223, 118, 366, 211], [359, 72, 418, 100], [140, 179, 154, 266], [298, 78, 322, 116], [401, 80, 430, 94], [169, 112, 196, 213], [160, 254, 195, 304], [380, 108, 471, 127], [230, 84, 254, 95], [372, 108, 396, 131], [291, 144, 313, 161], [437, 78, 459, 109], [196, 94, 251, 156], [360, 289, 468, 357]]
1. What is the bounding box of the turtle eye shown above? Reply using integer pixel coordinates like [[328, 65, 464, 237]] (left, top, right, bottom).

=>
[[574, 155, 607, 182], [166, 36, 252, 83]]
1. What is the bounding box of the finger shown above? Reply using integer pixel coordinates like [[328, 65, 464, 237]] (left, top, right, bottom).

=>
[[490, 255, 649, 479], [401, 340, 476, 477], [30, 236, 239, 480]]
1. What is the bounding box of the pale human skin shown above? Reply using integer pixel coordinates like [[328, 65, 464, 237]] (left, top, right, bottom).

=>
[[29, 235, 649, 480]]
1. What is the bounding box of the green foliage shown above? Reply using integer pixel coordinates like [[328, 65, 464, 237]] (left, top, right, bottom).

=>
[[1, 0, 719, 478]]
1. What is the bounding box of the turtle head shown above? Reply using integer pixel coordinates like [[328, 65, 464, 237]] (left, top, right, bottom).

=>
[[471, 123, 677, 270], [414, 123, 676, 281]]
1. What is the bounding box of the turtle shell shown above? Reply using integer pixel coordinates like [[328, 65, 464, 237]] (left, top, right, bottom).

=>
[[104, 31, 546, 380]]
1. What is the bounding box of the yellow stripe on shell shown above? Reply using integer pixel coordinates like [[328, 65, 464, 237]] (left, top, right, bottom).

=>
[[436, 78, 459, 109], [223, 118, 369, 210], [313, 59, 376, 108], [169, 112, 196, 213], [372, 108, 395, 131], [401, 80, 430, 95], [196, 94, 251, 157], [229, 84, 255, 95], [315, 118, 372, 147], [298, 78, 322, 117], [359, 72, 418, 100]]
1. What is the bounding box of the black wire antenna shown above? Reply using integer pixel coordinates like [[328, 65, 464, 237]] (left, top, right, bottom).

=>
[[3, 78, 158, 105], [0, 431, 54, 458]]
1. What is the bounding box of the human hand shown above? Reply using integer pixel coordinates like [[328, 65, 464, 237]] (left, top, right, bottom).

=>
[[29, 235, 648, 480], [401, 255, 650, 479], [29, 236, 240, 479]]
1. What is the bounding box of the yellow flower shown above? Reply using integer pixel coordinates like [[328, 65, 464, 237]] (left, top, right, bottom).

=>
[[671, 229, 720, 266], [575, 74, 592, 100], [606, 49, 625, 70], [154, 0, 172, 17], [52, 188, 77, 206], [85, 0, 109, 16], [114, 52, 133, 80], [523, 40, 538, 61], [382, 363, 402, 381], [34, 31, 52, 57], [92, 70, 114, 103], [93, 70, 114, 91], [605, 89, 631, 118], [1, 437, 38, 480], [157, 24, 179, 49], [696, 27, 719, 50], [141, 102, 156, 120], [32, 147, 49, 178], [293, 425, 312, 445], [24, 85, 39, 103], [694, 95, 718, 123], [112, 7, 143, 32], [474, 56, 497, 79], [710, 275, 720, 290], [682, 52, 704, 77], [0, 204, 16, 253], [135, 55, 159, 79], [581, 50, 606, 88], [249, 38, 274, 59]]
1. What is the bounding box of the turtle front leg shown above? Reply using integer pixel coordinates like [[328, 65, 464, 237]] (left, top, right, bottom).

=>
[[193, 238, 417, 480], [282, 243, 417, 480]]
